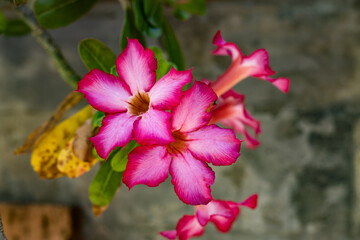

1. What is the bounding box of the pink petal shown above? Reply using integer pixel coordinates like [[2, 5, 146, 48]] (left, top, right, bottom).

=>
[[133, 108, 174, 145], [170, 150, 215, 205], [195, 200, 233, 226], [77, 69, 131, 113], [210, 212, 239, 233], [212, 31, 242, 61], [238, 193, 258, 209], [176, 215, 204, 240], [123, 145, 171, 189], [187, 125, 241, 166], [263, 77, 290, 93], [89, 113, 136, 159], [116, 38, 157, 94], [160, 230, 177, 240], [149, 68, 193, 110], [241, 49, 275, 77], [243, 130, 261, 149], [171, 81, 217, 132]]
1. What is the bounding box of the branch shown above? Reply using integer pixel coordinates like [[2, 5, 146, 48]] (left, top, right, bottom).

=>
[[15, 4, 81, 88], [0, 215, 7, 240]]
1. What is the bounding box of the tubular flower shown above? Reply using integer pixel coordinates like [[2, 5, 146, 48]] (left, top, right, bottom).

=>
[[77, 39, 192, 159], [211, 31, 290, 96], [160, 194, 258, 240], [122, 81, 242, 205], [209, 90, 261, 149]]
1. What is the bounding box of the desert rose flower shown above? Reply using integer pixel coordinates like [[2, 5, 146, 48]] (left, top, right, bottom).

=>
[[211, 31, 290, 96], [122, 81, 242, 205], [160, 194, 258, 240], [77, 39, 192, 159], [209, 90, 261, 149]]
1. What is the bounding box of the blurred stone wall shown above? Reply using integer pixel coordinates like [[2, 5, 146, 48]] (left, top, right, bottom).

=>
[[1, 0, 360, 239]]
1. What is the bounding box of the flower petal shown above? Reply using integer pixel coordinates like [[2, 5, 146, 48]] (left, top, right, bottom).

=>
[[133, 108, 173, 145], [77, 69, 131, 113], [123, 145, 171, 189], [210, 212, 239, 233], [212, 31, 242, 61], [89, 113, 136, 159], [195, 200, 233, 226], [149, 68, 193, 110], [262, 77, 290, 93], [176, 215, 204, 240], [116, 38, 157, 94], [238, 193, 258, 209], [160, 230, 177, 240], [170, 150, 215, 205], [241, 49, 275, 77], [171, 81, 217, 132], [187, 125, 241, 166]]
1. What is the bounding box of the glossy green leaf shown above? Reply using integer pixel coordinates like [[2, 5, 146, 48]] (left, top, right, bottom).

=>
[[34, 0, 98, 29], [149, 46, 176, 80], [13, 0, 27, 6], [89, 159, 123, 206], [111, 141, 138, 172], [161, 21, 185, 70], [178, 0, 206, 15], [133, 0, 162, 38], [121, 6, 146, 51], [79, 38, 116, 73], [0, 10, 6, 35], [92, 148, 104, 161], [4, 19, 31, 36], [92, 111, 105, 129]]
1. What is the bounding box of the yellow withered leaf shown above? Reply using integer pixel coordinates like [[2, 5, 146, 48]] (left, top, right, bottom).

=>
[[31, 106, 93, 179], [57, 138, 97, 178], [92, 204, 108, 217]]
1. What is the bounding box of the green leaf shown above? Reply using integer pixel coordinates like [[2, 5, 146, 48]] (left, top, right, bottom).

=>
[[133, 0, 162, 38], [4, 19, 31, 36], [178, 0, 206, 15], [13, 0, 27, 6], [0, 10, 7, 35], [89, 159, 123, 206], [161, 21, 185, 70], [92, 111, 105, 129], [92, 148, 104, 161], [110, 65, 119, 77], [111, 141, 138, 172], [143, 0, 163, 28], [34, 0, 98, 29], [174, 6, 191, 21], [149, 46, 176, 80], [121, 6, 146, 51], [79, 38, 116, 73]]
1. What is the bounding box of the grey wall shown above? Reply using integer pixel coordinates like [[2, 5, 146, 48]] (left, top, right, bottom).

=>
[[1, 0, 360, 239]]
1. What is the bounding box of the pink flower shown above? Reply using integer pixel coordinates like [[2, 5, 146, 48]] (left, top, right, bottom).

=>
[[122, 81, 242, 205], [77, 39, 192, 159], [211, 31, 290, 96], [209, 90, 261, 149], [160, 194, 258, 240]]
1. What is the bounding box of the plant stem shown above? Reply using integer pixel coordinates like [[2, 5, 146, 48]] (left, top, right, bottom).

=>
[[15, 4, 80, 88]]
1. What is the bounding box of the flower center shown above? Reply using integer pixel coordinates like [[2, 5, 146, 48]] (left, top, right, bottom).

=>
[[167, 130, 187, 155], [128, 92, 150, 116]]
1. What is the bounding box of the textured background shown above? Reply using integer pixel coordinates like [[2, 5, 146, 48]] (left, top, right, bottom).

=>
[[1, 0, 360, 239]]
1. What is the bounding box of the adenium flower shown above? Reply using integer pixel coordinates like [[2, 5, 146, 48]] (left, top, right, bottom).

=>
[[122, 81, 242, 205], [160, 194, 258, 240], [209, 90, 261, 149], [77, 39, 192, 159], [211, 31, 290, 96]]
